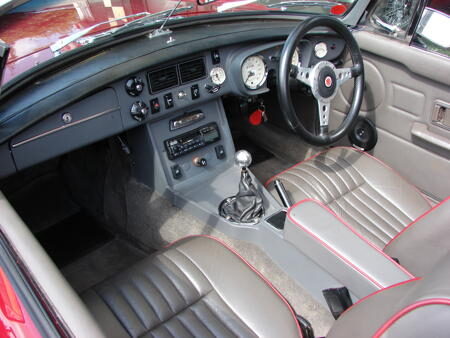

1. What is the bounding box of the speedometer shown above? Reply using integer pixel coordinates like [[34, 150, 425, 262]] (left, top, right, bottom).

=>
[[242, 55, 267, 90]]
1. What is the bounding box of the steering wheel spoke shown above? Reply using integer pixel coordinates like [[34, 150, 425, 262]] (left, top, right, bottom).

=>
[[317, 100, 330, 129], [296, 66, 313, 87], [335, 67, 353, 86]]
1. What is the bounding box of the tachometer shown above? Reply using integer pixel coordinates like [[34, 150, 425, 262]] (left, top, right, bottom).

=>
[[242, 55, 267, 90]]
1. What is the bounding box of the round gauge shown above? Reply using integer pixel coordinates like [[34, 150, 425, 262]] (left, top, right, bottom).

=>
[[210, 67, 226, 85], [292, 47, 301, 67], [314, 42, 328, 59], [241, 55, 267, 90]]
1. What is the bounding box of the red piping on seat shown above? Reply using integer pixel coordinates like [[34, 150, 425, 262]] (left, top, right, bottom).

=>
[[264, 146, 433, 208], [165, 235, 303, 338], [287, 198, 415, 282], [339, 277, 421, 319], [373, 298, 450, 337], [384, 196, 450, 250]]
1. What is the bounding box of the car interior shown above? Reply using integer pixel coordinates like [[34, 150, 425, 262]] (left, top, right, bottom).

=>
[[0, 1, 449, 337]]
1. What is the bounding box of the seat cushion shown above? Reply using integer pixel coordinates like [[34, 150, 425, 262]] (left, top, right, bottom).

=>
[[82, 236, 301, 338], [267, 147, 431, 248]]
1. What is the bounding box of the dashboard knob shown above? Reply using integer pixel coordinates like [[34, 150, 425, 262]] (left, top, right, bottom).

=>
[[192, 157, 207, 167], [125, 77, 145, 96], [130, 101, 149, 122]]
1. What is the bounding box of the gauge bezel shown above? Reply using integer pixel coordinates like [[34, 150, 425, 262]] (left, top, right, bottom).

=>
[[210, 66, 226, 85], [241, 55, 268, 90]]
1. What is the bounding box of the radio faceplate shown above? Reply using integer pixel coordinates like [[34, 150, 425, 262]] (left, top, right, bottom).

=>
[[164, 122, 221, 160]]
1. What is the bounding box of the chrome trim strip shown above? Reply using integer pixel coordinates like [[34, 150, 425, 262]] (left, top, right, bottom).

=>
[[11, 107, 120, 148]]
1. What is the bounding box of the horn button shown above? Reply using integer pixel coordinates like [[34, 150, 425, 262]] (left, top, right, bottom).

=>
[[317, 66, 336, 98]]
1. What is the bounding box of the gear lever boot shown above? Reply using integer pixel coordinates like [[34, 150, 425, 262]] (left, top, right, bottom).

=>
[[219, 150, 264, 224]]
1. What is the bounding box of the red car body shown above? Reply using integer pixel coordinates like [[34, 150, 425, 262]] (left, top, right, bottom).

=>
[[0, 0, 275, 85]]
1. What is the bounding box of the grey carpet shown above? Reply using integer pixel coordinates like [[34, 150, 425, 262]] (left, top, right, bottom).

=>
[[250, 156, 293, 185], [119, 180, 334, 336], [62, 238, 148, 293]]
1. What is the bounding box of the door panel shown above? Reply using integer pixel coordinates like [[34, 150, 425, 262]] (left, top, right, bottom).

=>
[[331, 31, 450, 201]]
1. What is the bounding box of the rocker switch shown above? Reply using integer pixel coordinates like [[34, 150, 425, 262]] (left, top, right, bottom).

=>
[[215, 145, 226, 159], [164, 93, 174, 109], [171, 164, 182, 179]]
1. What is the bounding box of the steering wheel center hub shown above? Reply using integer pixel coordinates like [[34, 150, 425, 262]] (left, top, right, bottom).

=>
[[311, 61, 337, 101]]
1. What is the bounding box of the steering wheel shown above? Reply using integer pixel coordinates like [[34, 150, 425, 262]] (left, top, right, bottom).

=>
[[278, 16, 365, 146]]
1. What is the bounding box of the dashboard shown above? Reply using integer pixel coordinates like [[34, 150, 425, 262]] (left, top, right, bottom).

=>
[[0, 28, 346, 180]]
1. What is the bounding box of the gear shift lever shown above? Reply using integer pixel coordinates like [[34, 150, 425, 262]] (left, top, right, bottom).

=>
[[219, 150, 264, 224], [235, 150, 252, 170]]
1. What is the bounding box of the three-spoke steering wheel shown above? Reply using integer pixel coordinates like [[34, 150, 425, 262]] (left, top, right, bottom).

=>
[[278, 16, 365, 146]]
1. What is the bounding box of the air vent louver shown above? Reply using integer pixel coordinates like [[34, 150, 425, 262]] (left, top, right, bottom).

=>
[[179, 58, 206, 84], [148, 66, 178, 93]]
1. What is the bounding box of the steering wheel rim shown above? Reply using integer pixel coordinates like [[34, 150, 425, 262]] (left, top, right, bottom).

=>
[[278, 16, 365, 146]]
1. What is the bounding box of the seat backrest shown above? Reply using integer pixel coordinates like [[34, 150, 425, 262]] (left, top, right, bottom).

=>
[[327, 254, 450, 338], [383, 197, 450, 276]]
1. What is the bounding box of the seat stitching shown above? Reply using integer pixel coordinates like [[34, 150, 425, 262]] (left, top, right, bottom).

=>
[[202, 297, 240, 337], [332, 198, 388, 245], [338, 155, 419, 222], [115, 283, 150, 331], [336, 196, 391, 242], [357, 188, 406, 233], [172, 316, 195, 338], [138, 270, 176, 314], [174, 248, 257, 335], [152, 324, 175, 338], [361, 185, 413, 225], [151, 259, 189, 306], [313, 157, 356, 192], [92, 287, 135, 337], [147, 289, 213, 333], [301, 162, 345, 198], [187, 306, 216, 337], [290, 166, 336, 200], [160, 253, 204, 296], [350, 188, 402, 236], [128, 276, 163, 323]]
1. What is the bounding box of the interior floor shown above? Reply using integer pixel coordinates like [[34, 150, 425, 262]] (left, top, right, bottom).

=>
[[62, 238, 149, 293], [0, 135, 335, 336]]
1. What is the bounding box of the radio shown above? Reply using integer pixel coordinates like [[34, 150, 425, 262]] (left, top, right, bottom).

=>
[[164, 122, 220, 160]]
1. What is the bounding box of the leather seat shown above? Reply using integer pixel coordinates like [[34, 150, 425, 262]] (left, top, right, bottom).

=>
[[82, 235, 450, 338], [266, 147, 432, 249], [82, 236, 302, 338]]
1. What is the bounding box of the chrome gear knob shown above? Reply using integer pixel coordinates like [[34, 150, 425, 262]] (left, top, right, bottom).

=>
[[235, 150, 252, 169]]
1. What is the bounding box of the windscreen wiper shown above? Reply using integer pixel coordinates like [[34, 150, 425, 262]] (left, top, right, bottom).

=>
[[50, 12, 151, 56], [50, 5, 192, 56], [268, 1, 341, 10], [113, 5, 193, 35]]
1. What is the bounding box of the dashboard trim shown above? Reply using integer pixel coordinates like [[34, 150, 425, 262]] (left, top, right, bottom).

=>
[[11, 106, 120, 148]]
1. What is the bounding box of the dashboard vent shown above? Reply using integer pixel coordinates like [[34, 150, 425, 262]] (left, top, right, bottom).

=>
[[179, 58, 206, 84], [148, 66, 179, 93]]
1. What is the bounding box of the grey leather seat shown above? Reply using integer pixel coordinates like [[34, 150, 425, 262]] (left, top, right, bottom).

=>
[[327, 254, 450, 338], [82, 236, 302, 338], [82, 236, 450, 337], [266, 147, 432, 249]]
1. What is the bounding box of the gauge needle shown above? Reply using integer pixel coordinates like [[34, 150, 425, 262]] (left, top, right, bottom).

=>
[[245, 71, 255, 83]]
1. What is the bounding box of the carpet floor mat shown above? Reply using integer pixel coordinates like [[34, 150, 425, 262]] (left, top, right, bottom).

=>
[[62, 238, 149, 293], [36, 212, 113, 268]]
